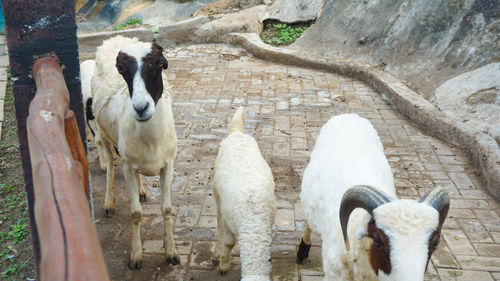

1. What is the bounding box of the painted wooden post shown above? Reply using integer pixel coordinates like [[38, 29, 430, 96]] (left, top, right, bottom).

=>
[[28, 55, 109, 281], [2, 0, 87, 277]]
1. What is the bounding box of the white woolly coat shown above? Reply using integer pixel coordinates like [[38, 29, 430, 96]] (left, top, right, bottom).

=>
[[91, 36, 176, 174], [214, 130, 277, 280], [300, 114, 395, 280]]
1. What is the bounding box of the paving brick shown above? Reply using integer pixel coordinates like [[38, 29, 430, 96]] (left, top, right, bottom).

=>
[[448, 208, 477, 219], [437, 269, 494, 281], [458, 219, 494, 243], [449, 172, 475, 189], [491, 232, 500, 243], [475, 210, 500, 232], [442, 229, 477, 255], [143, 240, 164, 254], [175, 205, 201, 227], [455, 255, 500, 271], [198, 215, 217, 228], [271, 244, 296, 259], [451, 199, 490, 209], [432, 243, 459, 269], [274, 209, 295, 231], [143, 204, 162, 216], [273, 142, 290, 157], [474, 243, 500, 257]]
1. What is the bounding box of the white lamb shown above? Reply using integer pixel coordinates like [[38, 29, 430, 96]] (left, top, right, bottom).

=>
[[297, 114, 449, 281], [212, 107, 277, 281], [86, 36, 179, 269]]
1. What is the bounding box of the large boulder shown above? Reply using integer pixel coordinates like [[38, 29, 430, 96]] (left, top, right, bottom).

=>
[[261, 0, 324, 23], [158, 5, 265, 45], [239, 0, 264, 9], [433, 62, 500, 143], [200, 5, 266, 40], [194, 0, 239, 18]]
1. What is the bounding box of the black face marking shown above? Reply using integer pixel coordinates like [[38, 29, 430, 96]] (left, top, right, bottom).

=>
[[116, 52, 138, 99], [140, 43, 168, 105], [426, 224, 444, 269], [367, 218, 392, 275]]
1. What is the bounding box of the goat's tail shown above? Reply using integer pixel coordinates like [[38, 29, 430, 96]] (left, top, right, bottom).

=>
[[229, 106, 245, 134]]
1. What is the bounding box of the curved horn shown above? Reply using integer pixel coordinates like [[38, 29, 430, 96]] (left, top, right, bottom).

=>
[[419, 187, 450, 228], [339, 185, 394, 250]]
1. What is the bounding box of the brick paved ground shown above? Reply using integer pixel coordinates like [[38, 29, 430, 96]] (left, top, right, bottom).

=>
[[88, 44, 500, 281]]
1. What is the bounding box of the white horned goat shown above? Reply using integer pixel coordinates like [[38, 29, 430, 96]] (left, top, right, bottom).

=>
[[297, 114, 449, 281], [86, 36, 179, 269], [212, 107, 277, 281]]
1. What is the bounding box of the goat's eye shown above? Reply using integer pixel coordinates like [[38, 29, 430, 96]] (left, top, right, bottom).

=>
[[372, 234, 383, 249], [117, 65, 125, 73]]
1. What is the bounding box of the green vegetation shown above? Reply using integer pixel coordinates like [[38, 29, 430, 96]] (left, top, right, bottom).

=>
[[115, 18, 143, 31], [260, 23, 308, 46], [0, 68, 34, 279]]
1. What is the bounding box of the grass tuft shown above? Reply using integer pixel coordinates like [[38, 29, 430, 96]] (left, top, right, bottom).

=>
[[115, 18, 143, 31], [260, 23, 308, 46]]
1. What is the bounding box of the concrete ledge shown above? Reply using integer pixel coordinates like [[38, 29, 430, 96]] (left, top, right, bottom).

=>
[[78, 28, 154, 52], [157, 16, 210, 47], [224, 32, 500, 198]]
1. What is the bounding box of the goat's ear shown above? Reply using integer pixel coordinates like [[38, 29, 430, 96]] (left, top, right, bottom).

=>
[[115, 52, 124, 73], [152, 43, 168, 69]]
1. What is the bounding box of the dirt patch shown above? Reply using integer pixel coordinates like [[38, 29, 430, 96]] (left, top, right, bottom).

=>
[[0, 70, 35, 280]]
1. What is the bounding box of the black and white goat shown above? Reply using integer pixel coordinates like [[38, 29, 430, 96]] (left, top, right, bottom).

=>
[[297, 114, 449, 281], [85, 36, 179, 269]]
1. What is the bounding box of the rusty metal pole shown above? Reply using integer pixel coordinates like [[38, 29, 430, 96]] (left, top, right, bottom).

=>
[[2, 0, 86, 276]]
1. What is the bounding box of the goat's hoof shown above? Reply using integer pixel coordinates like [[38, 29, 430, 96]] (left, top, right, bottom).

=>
[[219, 270, 228, 276], [296, 239, 311, 264], [212, 258, 220, 266], [166, 255, 181, 265], [104, 208, 115, 218], [139, 193, 147, 202], [128, 259, 142, 270]]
